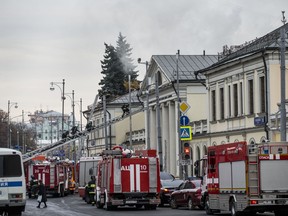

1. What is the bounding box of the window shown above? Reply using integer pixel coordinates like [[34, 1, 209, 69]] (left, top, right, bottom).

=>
[[211, 90, 216, 121], [220, 87, 224, 120], [248, 79, 254, 114], [240, 82, 243, 115], [259, 76, 265, 113], [96, 119, 100, 137], [156, 71, 162, 86], [228, 86, 231, 117], [0, 155, 22, 177], [233, 84, 238, 117]]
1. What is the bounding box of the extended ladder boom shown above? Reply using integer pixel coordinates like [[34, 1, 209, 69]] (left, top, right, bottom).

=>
[[23, 107, 144, 162]]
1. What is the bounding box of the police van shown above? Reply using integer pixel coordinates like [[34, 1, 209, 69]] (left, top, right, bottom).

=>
[[0, 148, 26, 215]]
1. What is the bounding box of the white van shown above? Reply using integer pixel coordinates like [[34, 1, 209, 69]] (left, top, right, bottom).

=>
[[0, 148, 26, 215]]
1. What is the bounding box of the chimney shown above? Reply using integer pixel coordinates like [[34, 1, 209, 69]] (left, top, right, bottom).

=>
[[203, 50, 206, 56]]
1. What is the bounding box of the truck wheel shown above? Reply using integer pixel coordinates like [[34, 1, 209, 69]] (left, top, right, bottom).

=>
[[135, 204, 143, 209], [170, 197, 178, 209], [104, 195, 112, 211], [60, 185, 65, 197], [230, 200, 240, 216], [274, 209, 286, 216], [8, 210, 22, 216], [205, 197, 213, 215], [144, 204, 156, 210], [188, 197, 194, 210], [95, 194, 103, 209]]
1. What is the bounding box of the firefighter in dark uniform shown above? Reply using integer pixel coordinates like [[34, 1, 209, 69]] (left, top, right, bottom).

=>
[[29, 175, 39, 198], [85, 176, 96, 205]]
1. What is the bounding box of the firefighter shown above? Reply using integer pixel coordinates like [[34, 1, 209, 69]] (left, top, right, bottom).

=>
[[30, 175, 39, 198], [121, 104, 130, 117], [85, 176, 96, 206]]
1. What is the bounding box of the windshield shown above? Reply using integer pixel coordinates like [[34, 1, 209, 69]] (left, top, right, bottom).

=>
[[0, 155, 22, 177], [160, 172, 175, 180], [192, 180, 202, 188]]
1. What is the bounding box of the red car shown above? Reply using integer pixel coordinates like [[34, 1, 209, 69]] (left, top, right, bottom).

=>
[[170, 180, 203, 210]]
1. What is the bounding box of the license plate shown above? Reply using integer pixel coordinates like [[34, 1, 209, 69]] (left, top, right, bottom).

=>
[[126, 200, 137, 204]]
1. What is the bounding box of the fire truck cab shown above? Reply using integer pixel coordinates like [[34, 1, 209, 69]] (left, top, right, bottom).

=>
[[202, 141, 288, 216], [96, 147, 161, 210]]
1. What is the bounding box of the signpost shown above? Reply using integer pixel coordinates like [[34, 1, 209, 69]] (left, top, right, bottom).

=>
[[177, 159, 193, 166], [180, 115, 190, 126], [180, 126, 192, 141]]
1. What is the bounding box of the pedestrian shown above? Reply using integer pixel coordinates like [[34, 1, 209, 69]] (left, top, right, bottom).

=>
[[37, 179, 47, 208]]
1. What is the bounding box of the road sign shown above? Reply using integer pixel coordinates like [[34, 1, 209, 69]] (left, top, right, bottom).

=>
[[177, 159, 193, 166], [180, 115, 190, 126], [254, 116, 265, 126], [180, 126, 192, 141], [179, 101, 190, 114], [59, 149, 65, 157]]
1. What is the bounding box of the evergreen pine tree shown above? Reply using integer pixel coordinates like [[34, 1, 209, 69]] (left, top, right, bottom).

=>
[[99, 33, 139, 98], [116, 33, 138, 89], [98, 43, 126, 98]]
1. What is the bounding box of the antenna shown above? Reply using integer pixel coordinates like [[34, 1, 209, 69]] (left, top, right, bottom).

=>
[[281, 11, 286, 25]]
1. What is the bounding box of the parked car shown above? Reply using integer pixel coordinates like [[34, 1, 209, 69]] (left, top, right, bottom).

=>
[[160, 171, 175, 181], [170, 179, 203, 210], [159, 179, 183, 206]]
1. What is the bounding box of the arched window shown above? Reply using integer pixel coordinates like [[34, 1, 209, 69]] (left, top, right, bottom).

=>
[[203, 145, 207, 156], [196, 146, 200, 161], [249, 138, 256, 145], [260, 136, 268, 143]]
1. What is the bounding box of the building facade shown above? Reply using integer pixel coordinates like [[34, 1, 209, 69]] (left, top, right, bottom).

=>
[[29, 110, 71, 148]]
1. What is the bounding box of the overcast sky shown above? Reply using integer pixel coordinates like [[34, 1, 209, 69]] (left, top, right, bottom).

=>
[[1, 0, 287, 123]]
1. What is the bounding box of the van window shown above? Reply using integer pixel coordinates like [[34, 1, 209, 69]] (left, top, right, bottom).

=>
[[0, 155, 22, 177]]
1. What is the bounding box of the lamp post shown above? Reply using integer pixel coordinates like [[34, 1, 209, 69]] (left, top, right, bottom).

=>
[[129, 73, 132, 150], [176, 50, 183, 179], [50, 79, 65, 138], [7, 100, 18, 148], [138, 58, 150, 149]]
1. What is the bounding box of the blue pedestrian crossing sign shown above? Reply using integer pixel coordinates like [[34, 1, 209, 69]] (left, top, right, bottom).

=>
[[180, 126, 192, 141]]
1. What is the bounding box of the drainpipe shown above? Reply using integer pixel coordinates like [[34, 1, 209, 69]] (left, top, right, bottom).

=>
[[261, 50, 270, 141]]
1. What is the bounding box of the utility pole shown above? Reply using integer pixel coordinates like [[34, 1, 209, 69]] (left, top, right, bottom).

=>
[[156, 72, 163, 171], [103, 95, 108, 150], [22, 110, 25, 153], [280, 11, 287, 141], [176, 50, 183, 179]]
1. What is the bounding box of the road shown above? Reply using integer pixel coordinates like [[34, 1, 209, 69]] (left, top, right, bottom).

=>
[[22, 194, 274, 216]]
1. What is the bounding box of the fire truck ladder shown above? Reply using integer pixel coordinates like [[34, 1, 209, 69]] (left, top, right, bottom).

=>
[[22, 107, 144, 163], [248, 145, 260, 197]]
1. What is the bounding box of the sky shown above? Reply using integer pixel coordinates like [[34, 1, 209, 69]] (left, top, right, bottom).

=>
[[0, 0, 287, 123]]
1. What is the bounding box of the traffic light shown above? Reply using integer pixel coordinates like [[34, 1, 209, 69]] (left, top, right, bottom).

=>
[[183, 143, 190, 160]]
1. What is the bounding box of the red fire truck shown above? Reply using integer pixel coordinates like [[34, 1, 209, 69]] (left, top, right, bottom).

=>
[[201, 141, 288, 216], [95, 147, 161, 210], [26, 158, 70, 197]]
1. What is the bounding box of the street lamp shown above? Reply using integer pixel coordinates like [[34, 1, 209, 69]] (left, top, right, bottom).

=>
[[7, 100, 18, 148], [128, 73, 132, 150], [176, 50, 183, 179], [50, 79, 65, 137], [137, 58, 151, 149]]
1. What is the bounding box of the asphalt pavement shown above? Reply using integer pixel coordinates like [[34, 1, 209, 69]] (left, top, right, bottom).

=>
[[22, 193, 274, 216]]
